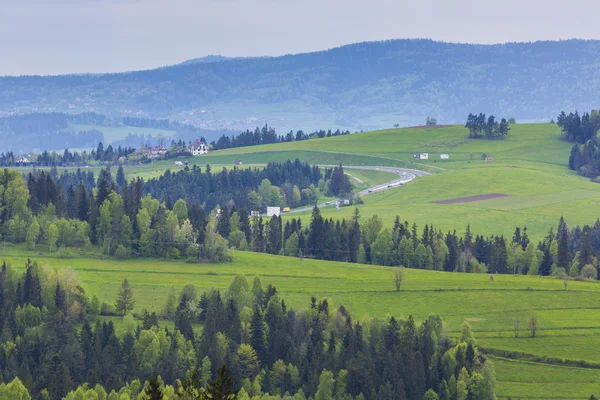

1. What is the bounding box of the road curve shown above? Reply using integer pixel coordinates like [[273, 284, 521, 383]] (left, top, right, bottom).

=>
[[289, 166, 430, 213]]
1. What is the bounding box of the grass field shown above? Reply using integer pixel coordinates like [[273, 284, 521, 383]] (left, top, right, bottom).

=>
[[188, 123, 600, 241], [3, 245, 600, 398]]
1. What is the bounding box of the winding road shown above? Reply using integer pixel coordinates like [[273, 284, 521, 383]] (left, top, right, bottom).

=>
[[289, 166, 430, 213]]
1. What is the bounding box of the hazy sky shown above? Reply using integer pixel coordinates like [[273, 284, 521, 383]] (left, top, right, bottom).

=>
[[2, 0, 599, 76]]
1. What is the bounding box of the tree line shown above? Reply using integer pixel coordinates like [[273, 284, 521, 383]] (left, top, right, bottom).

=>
[[0, 161, 352, 261], [0, 259, 496, 400], [560, 109, 600, 180], [464, 114, 510, 139], [2, 165, 600, 280], [211, 125, 351, 151]]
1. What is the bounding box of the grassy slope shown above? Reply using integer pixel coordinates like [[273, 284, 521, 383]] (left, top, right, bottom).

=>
[[4, 246, 600, 398], [198, 124, 600, 240]]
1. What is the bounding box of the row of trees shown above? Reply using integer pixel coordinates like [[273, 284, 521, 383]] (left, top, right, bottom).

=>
[[557, 109, 600, 144], [3, 165, 600, 280], [465, 114, 510, 139], [211, 125, 351, 151], [1, 162, 351, 262], [0, 259, 496, 399]]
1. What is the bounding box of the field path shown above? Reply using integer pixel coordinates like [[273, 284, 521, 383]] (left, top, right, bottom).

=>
[[290, 165, 430, 213]]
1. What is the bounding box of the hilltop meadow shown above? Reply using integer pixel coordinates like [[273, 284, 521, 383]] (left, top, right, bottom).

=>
[[193, 123, 600, 240]]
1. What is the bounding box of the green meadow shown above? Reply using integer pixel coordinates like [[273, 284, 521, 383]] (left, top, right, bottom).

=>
[[4, 247, 600, 399], [190, 123, 600, 240]]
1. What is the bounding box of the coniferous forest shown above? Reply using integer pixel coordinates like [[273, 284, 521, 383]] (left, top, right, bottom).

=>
[[0, 260, 493, 400]]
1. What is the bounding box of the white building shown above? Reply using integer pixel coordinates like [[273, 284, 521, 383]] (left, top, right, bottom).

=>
[[440, 154, 449, 160], [189, 140, 209, 155], [266, 207, 281, 217], [419, 153, 429, 160]]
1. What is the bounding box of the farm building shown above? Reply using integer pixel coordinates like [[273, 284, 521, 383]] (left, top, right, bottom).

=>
[[440, 154, 449, 160], [413, 153, 429, 160], [189, 140, 209, 155]]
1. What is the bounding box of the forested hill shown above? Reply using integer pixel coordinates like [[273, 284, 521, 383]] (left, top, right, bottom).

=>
[[2, 39, 600, 130]]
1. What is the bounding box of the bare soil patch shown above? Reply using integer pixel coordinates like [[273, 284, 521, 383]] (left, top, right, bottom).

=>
[[434, 193, 510, 204]]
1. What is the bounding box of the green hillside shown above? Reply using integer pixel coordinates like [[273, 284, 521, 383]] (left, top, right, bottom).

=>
[[5, 247, 600, 399], [198, 123, 600, 239]]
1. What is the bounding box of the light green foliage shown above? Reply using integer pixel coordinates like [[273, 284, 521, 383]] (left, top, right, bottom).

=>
[[173, 199, 188, 224], [26, 217, 40, 250], [460, 321, 475, 345], [371, 229, 393, 266], [200, 356, 212, 387], [315, 369, 334, 400], [248, 190, 262, 210], [581, 264, 598, 280], [64, 384, 108, 400], [15, 304, 42, 335], [0, 377, 31, 400], [229, 212, 241, 233], [122, 313, 137, 335], [228, 230, 246, 249], [284, 232, 299, 256], [238, 344, 260, 380], [424, 389, 439, 400], [201, 210, 231, 262], [0, 170, 30, 229], [162, 285, 178, 318], [480, 362, 498, 400], [226, 274, 251, 306], [136, 208, 151, 236], [362, 214, 382, 247], [134, 327, 171, 375], [258, 179, 283, 207], [335, 370, 348, 399]]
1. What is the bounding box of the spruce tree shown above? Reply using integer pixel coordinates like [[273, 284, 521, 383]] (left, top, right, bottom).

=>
[[115, 278, 135, 315], [205, 365, 239, 400], [557, 217, 570, 271], [250, 304, 267, 364], [116, 165, 126, 188], [144, 376, 164, 400], [539, 249, 553, 276]]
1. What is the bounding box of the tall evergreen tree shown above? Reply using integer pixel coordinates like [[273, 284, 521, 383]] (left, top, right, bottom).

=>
[[115, 278, 135, 316], [250, 304, 267, 364]]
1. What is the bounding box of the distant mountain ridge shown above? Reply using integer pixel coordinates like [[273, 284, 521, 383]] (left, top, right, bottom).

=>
[[1, 39, 600, 131]]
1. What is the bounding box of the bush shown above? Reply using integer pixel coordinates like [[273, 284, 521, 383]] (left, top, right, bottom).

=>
[[100, 302, 118, 316], [581, 264, 598, 280], [115, 244, 131, 259]]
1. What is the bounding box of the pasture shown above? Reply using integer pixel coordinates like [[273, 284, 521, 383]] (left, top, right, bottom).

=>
[[4, 247, 600, 398], [189, 123, 600, 240]]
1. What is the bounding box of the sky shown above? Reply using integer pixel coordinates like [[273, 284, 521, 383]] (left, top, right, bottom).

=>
[[2, 0, 599, 76]]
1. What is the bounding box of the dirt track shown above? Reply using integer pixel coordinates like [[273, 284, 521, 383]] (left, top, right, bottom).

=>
[[434, 193, 509, 204]]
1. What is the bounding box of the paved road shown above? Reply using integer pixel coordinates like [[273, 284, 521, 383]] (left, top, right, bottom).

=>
[[289, 166, 430, 213]]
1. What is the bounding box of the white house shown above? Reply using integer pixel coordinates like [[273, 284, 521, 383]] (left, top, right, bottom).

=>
[[189, 140, 209, 155], [419, 153, 429, 160], [440, 154, 449, 160]]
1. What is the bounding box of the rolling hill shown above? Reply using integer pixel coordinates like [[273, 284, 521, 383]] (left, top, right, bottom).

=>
[[5, 246, 600, 399], [2, 39, 600, 131], [195, 122, 600, 240]]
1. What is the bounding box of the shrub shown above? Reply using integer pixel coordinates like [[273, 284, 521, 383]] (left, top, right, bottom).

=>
[[100, 302, 118, 316], [581, 264, 598, 280], [115, 245, 131, 259]]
